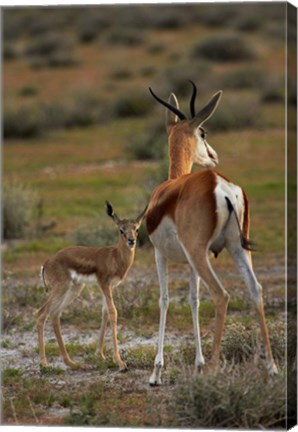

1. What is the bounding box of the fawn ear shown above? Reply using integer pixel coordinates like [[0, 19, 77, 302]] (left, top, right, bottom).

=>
[[105, 201, 120, 224], [135, 204, 148, 227]]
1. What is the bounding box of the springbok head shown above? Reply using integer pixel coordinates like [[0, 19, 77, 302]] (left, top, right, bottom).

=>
[[106, 201, 147, 249], [149, 81, 222, 170]]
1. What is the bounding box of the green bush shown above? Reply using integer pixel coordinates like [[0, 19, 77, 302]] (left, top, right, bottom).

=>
[[192, 33, 255, 62], [3, 181, 38, 239]]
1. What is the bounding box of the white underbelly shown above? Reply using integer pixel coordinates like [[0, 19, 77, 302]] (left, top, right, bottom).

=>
[[149, 216, 187, 263], [69, 270, 98, 285]]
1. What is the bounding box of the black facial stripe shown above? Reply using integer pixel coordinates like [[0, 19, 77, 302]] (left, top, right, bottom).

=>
[[204, 142, 214, 159]]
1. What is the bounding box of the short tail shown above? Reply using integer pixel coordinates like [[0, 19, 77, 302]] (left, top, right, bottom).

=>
[[225, 196, 256, 252], [40, 265, 49, 293]]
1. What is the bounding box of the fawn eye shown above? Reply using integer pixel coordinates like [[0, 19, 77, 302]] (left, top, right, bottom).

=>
[[120, 229, 124, 235]]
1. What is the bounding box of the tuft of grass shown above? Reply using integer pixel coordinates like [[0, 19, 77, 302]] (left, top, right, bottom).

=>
[[3, 181, 39, 239], [123, 345, 156, 369], [2, 367, 23, 384]]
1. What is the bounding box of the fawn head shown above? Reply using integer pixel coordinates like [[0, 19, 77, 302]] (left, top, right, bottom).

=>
[[105, 201, 147, 249]]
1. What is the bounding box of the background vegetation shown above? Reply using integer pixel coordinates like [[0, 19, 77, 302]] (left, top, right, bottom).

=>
[[2, 2, 293, 428]]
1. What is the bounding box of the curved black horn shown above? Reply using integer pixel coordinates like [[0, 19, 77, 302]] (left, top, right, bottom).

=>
[[189, 80, 197, 118], [149, 87, 187, 120]]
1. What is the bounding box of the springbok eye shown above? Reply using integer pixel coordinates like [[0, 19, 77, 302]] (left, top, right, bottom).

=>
[[200, 130, 206, 139], [120, 229, 124, 235]]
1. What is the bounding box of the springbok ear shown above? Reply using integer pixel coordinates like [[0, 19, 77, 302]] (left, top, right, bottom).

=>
[[105, 200, 120, 224], [190, 90, 222, 128], [166, 93, 180, 131], [135, 204, 148, 226]]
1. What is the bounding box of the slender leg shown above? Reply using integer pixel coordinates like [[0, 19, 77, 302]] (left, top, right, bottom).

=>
[[149, 248, 169, 386], [103, 286, 126, 370], [184, 249, 230, 373], [188, 268, 205, 372], [52, 315, 79, 368], [36, 303, 50, 367], [96, 297, 108, 359], [227, 245, 278, 375]]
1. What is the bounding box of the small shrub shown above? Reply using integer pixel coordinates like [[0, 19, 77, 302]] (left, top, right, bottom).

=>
[[111, 92, 153, 118], [233, 14, 263, 32], [104, 28, 146, 46], [192, 33, 255, 62], [4, 106, 45, 139], [18, 86, 38, 98], [222, 322, 256, 362], [3, 181, 38, 239], [172, 364, 286, 429]]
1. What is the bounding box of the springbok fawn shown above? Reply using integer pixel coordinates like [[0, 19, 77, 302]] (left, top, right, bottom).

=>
[[146, 82, 277, 385], [37, 201, 147, 370]]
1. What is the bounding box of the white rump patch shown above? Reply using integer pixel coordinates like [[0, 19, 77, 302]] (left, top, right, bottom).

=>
[[210, 175, 245, 247]]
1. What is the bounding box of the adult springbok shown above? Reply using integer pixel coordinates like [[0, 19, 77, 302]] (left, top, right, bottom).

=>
[[37, 201, 147, 370], [146, 82, 277, 385]]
